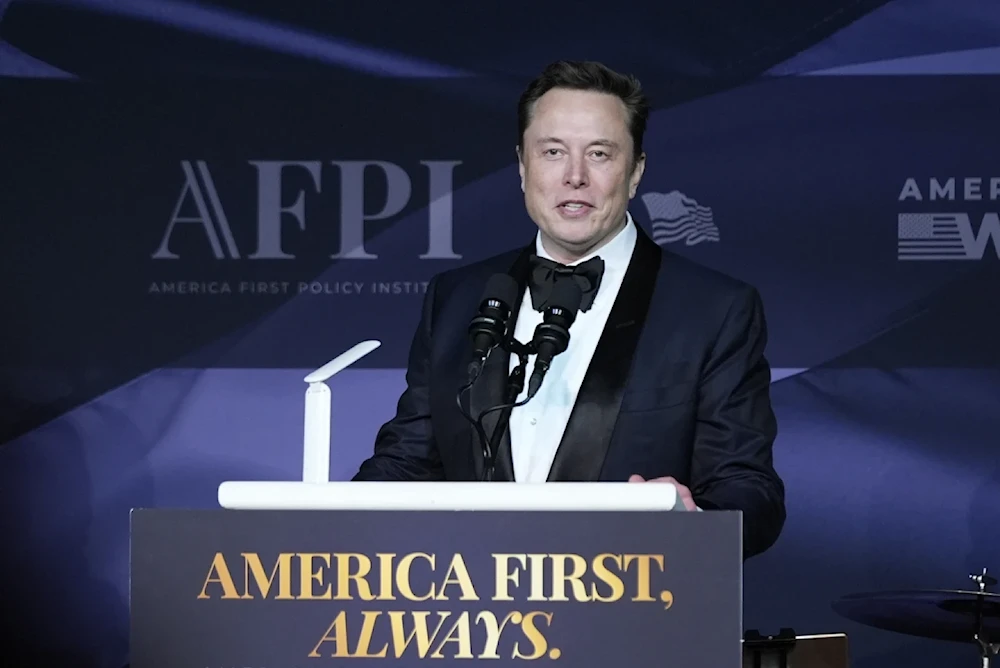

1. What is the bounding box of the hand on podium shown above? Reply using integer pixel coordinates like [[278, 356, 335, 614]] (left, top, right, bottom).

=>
[[629, 474, 698, 511]]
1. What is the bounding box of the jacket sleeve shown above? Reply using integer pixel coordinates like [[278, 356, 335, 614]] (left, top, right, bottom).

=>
[[690, 286, 786, 559], [352, 276, 445, 481]]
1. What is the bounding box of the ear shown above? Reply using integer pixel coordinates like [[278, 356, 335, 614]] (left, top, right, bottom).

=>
[[628, 152, 646, 199], [516, 145, 526, 192]]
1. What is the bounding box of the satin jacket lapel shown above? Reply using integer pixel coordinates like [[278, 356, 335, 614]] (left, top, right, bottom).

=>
[[546, 229, 662, 481], [467, 246, 533, 482]]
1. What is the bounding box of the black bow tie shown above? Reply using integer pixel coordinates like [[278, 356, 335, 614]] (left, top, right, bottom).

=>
[[527, 254, 605, 313]]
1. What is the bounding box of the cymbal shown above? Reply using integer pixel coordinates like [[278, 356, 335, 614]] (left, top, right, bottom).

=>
[[832, 589, 1000, 643]]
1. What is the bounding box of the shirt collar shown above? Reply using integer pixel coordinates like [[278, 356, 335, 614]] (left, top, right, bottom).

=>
[[535, 210, 637, 274]]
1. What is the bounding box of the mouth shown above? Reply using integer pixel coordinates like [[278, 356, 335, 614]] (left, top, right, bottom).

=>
[[557, 200, 594, 212]]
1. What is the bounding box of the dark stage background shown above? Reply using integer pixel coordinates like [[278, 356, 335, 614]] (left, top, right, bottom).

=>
[[2, 0, 999, 666]]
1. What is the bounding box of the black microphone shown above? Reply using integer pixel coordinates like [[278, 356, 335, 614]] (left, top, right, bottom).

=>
[[526, 278, 583, 400], [467, 273, 519, 382]]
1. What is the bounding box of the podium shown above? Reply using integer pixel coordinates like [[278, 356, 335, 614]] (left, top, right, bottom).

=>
[[130, 484, 743, 667], [129, 344, 743, 666]]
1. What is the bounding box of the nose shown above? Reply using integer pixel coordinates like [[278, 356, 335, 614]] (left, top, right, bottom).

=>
[[563, 155, 588, 189]]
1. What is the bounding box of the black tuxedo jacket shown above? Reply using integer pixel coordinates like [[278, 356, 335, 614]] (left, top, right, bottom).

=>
[[354, 225, 785, 559]]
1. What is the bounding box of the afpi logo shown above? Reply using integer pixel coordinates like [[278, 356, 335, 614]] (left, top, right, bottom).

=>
[[151, 159, 462, 261], [641, 191, 719, 247]]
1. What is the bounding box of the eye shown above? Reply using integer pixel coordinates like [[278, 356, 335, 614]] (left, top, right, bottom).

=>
[[591, 150, 608, 159], [543, 148, 562, 157]]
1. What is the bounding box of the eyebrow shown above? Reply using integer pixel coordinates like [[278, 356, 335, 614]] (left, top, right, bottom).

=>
[[536, 137, 620, 149]]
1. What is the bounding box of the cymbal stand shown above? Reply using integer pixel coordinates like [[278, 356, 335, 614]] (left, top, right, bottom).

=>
[[971, 569, 999, 668]]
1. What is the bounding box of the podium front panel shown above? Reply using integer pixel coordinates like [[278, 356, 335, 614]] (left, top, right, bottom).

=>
[[130, 508, 741, 666]]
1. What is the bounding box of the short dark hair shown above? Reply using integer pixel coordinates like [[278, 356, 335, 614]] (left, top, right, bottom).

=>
[[517, 60, 650, 163]]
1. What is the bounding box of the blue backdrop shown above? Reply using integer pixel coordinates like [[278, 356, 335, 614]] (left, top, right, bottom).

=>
[[2, 1, 1000, 666]]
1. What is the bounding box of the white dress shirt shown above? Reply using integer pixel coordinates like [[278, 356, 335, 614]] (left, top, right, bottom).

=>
[[508, 212, 637, 482]]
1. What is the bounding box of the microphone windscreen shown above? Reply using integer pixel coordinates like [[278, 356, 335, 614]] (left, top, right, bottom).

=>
[[548, 277, 583, 313], [481, 273, 519, 307]]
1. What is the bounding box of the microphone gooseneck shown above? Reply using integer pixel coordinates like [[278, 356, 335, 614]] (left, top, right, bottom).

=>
[[526, 278, 583, 400], [466, 273, 518, 383], [456, 267, 585, 482], [455, 272, 519, 482]]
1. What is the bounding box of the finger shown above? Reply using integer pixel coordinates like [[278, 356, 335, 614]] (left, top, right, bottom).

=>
[[628, 474, 645, 482], [657, 477, 696, 508]]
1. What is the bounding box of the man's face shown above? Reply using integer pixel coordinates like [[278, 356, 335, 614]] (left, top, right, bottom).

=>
[[518, 87, 645, 263]]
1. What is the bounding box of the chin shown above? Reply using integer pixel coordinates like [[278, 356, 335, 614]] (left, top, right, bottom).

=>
[[539, 218, 603, 252], [558, 233, 596, 245], [553, 234, 601, 254], [558, 222, 600, 239]]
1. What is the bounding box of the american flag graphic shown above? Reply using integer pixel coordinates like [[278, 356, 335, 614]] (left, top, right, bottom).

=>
[[641, 191, 719, 246], [897, 213, 971, 260]]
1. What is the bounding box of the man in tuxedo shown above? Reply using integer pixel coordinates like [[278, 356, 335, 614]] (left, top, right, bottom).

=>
[[353, 60, 785, 559]]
